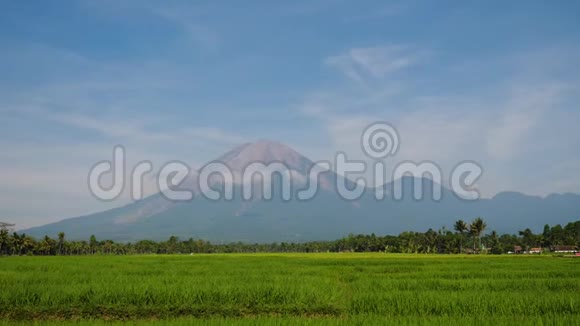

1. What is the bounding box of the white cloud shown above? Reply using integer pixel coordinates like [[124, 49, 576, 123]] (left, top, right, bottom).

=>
[[150, 6, 221, 51], [300, 45, 580, 197], [325, 45, 426, 84], [486, 83, 569, 160], [6, 106, 247, 147], [83, 1, 221, 51]]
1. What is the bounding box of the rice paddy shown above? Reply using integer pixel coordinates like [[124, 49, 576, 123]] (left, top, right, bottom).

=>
[[0, 254, 578, 325]]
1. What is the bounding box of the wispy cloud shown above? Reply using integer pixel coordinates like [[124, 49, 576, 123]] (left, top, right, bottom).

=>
[[325, 45, 426, 84], [150, 7, 221, 51], [80, 0, 221, 51], [486, 83, 570, 160], [301, 44, 580, 197], [13, 107, 247, 146]]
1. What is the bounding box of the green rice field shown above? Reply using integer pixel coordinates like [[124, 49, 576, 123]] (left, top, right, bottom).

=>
[[0, 254, 578, 325]]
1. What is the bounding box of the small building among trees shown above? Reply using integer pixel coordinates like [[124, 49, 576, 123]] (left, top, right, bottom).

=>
[[550, 245, 577, 253]]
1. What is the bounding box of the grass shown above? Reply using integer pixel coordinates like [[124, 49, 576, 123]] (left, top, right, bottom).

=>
[[0, 253, 578, 325]]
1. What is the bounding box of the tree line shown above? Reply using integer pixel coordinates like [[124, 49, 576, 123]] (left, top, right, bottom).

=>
[[0, 218, 578, 256]]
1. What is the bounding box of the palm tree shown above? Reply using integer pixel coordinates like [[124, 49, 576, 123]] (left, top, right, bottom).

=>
[[10, 233, 24, 255], [454, 220, 468, 253], [489, 230, 502, 254], [90, 235, 98, 255], [58, 232, 66, 255], [41, 235, 56, 255], [469, 217, 487, 251], [0, 229, 9, 255], [22, 236, 35, 255]]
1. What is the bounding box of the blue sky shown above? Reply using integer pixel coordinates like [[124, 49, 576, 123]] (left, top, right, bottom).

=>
[[1, 0, 580, 228]]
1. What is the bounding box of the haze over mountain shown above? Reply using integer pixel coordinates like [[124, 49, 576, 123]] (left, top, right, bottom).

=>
[[21, 141, 580, 242]]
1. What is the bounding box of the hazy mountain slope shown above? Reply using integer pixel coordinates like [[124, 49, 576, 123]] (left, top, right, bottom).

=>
[[21, 141, 580, 242]]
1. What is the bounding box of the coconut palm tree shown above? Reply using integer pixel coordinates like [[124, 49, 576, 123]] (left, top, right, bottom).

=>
[[58, 232, 66, 255], [22, 236, 35, 255], [469, 217, 487, 251], [41, 235, 56, 255], [0, 229, 9, 255], [454, 220, 468, 253], [10, 233, 24, 255]]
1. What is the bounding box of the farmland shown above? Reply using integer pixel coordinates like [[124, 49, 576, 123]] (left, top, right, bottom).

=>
[[0, 254, 578, 325]]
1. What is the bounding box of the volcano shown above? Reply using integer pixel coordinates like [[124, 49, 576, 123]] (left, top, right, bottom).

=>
[[21, 141, 580, 242]]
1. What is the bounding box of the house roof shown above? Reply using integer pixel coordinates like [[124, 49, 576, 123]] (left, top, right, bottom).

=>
[[551, 245, 577, 251]]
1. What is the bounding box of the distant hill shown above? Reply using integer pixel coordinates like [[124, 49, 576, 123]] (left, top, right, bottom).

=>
[[21, 141, 580, 242]]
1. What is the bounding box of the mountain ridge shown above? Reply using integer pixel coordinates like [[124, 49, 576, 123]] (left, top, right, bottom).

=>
[[20, 140, 580, 242]]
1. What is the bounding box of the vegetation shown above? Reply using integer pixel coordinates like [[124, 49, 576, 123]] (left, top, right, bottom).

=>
[[0, 254, 578, 324], [1, 218, 578, 324], [1, 219, 577, 255], [2, 316, 580, 326]]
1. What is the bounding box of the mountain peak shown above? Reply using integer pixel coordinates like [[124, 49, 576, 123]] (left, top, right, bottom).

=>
[[215, 140, 314, 173]]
